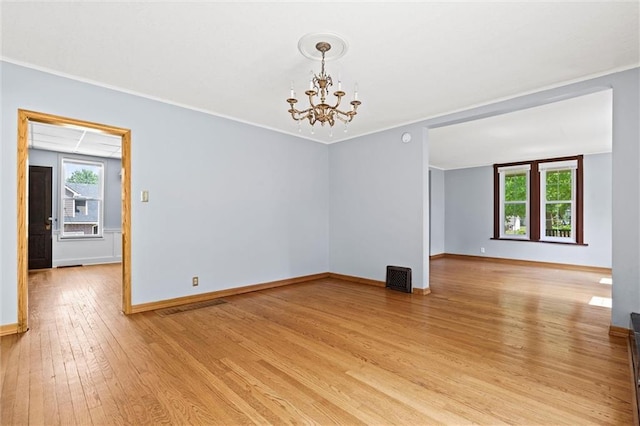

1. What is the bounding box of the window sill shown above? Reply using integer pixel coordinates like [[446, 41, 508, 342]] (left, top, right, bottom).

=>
[[490, 237, 588, 246]]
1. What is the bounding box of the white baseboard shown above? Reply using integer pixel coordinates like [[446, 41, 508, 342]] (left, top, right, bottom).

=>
[[55, 256, 122, 267]]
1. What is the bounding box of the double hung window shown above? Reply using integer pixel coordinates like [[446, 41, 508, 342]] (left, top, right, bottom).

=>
[[493, 155, 583, 244], [539, 160, 578, 243], [498, 164, 530, 239], [61, 158, 104, 238]]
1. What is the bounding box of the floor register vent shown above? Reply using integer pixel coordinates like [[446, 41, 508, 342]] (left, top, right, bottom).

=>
[[386, 266, 412, 293]]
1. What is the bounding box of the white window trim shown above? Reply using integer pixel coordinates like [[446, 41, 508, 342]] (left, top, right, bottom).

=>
[[539, 166, 576, 243], [499, 166, 530, 239], [60, 157, 105, 239], [498, 164, 532, 174], [538, 159, 578, 171]]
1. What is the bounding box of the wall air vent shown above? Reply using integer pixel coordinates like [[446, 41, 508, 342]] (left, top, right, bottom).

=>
[[386, 265, 412, 293]]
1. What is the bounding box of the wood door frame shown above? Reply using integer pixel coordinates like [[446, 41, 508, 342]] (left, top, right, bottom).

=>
[[17, 109, 132, 333]]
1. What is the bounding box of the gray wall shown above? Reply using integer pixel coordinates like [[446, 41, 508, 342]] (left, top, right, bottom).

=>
[[610, 69, 640, 327], [443, 153, 612, 267], [1, 61, 329, 322], [429, 167, 445, 255], [28, 149, 122, 231], [328, 125, 429, 289]]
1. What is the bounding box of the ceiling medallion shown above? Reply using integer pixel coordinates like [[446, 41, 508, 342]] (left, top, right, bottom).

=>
[[287, 33, 361, 136]]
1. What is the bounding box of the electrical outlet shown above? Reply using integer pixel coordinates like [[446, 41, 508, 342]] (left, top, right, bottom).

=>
[[480, 247, 485, 253], [192, 276, 199, 286]]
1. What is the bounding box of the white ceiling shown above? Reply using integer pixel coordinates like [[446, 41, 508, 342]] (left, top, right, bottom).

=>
[[29, 122, 122, 159], [2, 2, 638, 161]]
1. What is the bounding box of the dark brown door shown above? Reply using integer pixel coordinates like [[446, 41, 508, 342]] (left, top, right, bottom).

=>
[[28, 166, 53, 269]]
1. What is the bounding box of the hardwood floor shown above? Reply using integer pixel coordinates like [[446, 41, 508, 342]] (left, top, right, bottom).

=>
[[0, 258, 632, 425]]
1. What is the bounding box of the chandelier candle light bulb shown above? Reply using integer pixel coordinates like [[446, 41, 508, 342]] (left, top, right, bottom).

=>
[[287, 39, 361, 129]]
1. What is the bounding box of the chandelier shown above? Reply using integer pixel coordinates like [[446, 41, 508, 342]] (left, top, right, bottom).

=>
[[286, 40, 361, 130]]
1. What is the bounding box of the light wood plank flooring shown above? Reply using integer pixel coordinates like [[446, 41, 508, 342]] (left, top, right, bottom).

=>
[[1, 258, 633, 424]]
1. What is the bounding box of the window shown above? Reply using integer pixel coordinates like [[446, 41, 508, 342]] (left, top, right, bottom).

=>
[[498, 164, 530, 239], [61, 158, 104, 238], [493, 155, 583, 244], [539, 160, 578, 243]]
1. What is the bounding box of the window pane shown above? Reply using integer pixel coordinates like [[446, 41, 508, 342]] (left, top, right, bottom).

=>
[[61, 159, 103, 238], [504, 173, 527, 201], [544, 202, 572, 238], [63, 200, 101, 236], [504, 203, 527, 235], [546, 170, 572, 201]]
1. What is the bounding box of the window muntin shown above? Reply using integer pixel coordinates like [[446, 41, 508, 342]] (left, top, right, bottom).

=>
[[493, 156, 583, 244], [61, 158, 104, 238]]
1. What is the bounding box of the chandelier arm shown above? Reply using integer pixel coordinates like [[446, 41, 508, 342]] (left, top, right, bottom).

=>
[[290, 114, 312, 122], [288, 106, 314, 122], [307, 92, 318, 108], [334, 108, 358, 120], [336, 114, 355, 124], [288, 105, 313, 114], [330, 92, 344, 110]]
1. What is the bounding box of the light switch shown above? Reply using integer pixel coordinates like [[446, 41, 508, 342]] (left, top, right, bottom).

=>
[[141, 190, 149, 202]]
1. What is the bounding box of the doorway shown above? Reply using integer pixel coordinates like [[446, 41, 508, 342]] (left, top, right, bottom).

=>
[[17, 109, 132, 333], [426, 89, 613, 320]]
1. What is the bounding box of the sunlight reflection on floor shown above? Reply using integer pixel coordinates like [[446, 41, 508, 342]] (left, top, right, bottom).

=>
[[589, 296, 612, 308]]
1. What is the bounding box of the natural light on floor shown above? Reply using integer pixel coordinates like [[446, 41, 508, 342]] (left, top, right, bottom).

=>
[[589, 296, 612, 308], [599, 277, 613, 285]]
